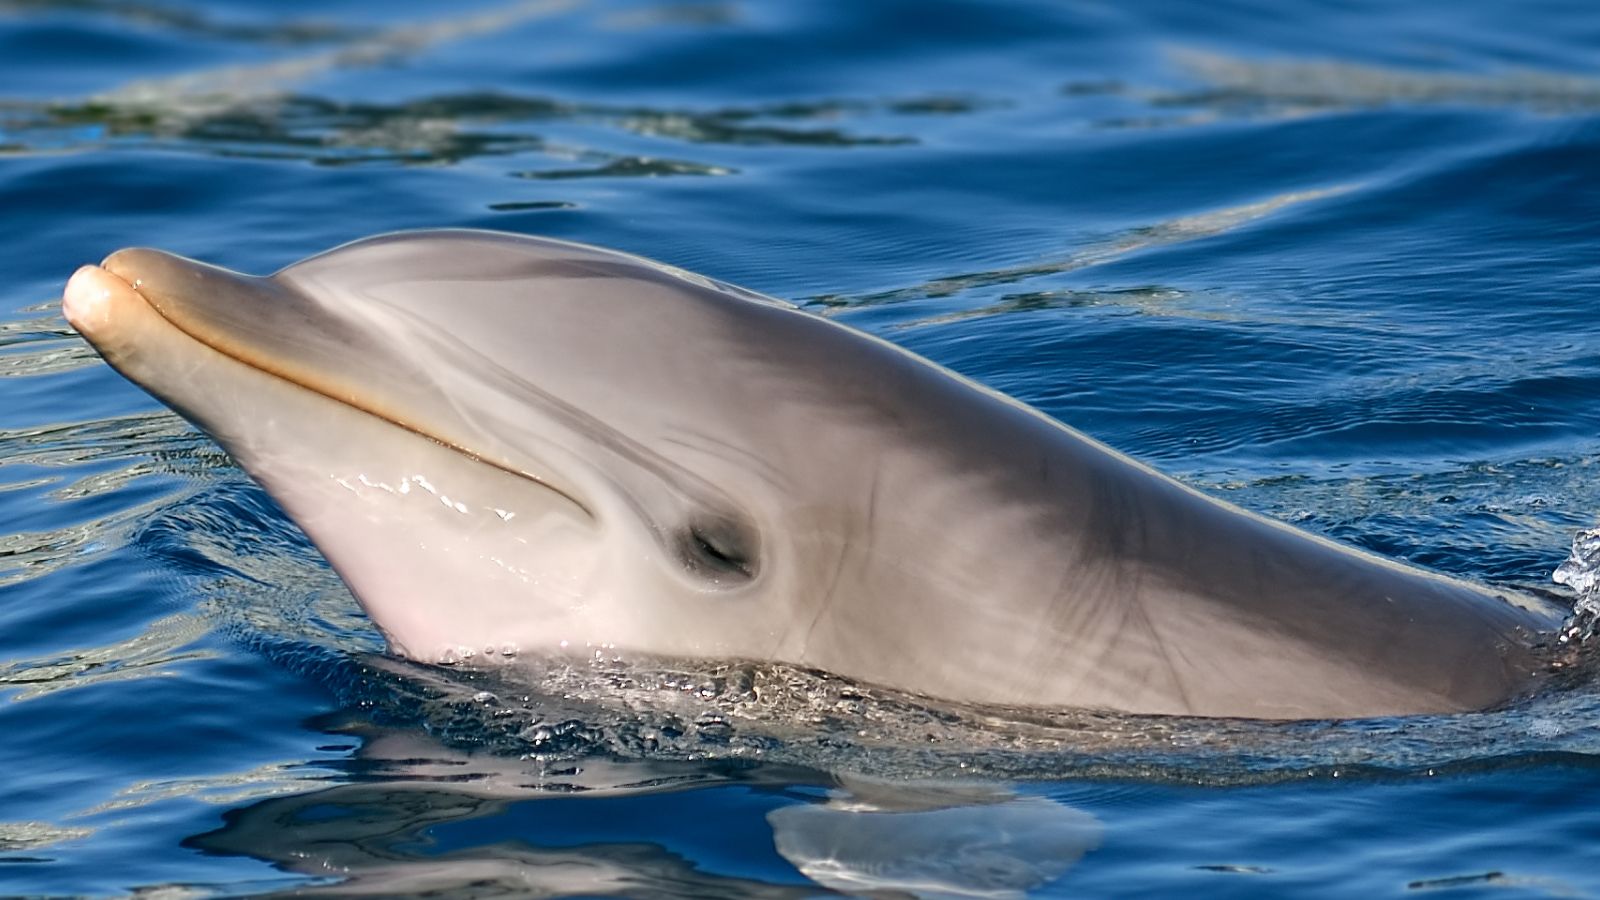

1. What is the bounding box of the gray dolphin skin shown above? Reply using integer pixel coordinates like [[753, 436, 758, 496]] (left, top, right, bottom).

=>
[[61, 230, 1561, 719]]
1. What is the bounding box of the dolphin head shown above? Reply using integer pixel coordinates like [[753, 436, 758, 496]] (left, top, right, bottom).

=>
[[63, 230, 847, 667], [65, 229, 1555, 719]]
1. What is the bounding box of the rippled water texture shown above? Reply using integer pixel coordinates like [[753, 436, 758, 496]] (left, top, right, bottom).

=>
[[3, 0, 1600, 896]]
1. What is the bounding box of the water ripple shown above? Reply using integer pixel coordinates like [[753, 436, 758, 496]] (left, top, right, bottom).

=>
[[0, 315, 93, 378], [1169, 49, 1600, 117], [812, 185, 1350, 313], [0, 411, 214, 479], [1, 89, 942, 166], [0, 612, 212, 701], [0, 0, 367, 45], [514, 154, 735, 179], [0, 2, 956, 172]]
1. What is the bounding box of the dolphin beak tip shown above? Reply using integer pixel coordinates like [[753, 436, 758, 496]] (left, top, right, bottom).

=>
[[63, 263, 139, 337]]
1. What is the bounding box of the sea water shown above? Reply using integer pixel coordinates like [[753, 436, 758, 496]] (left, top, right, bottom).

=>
[[3, 0, 1600, 896]]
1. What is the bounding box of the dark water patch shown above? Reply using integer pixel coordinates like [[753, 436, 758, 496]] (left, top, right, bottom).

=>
[[0, 17, 230, 92], [486, 198, 577, 211], [1408, 870, 1508, 891]]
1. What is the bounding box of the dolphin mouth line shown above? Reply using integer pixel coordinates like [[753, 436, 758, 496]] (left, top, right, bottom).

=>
[[94, 260, 597, 520]]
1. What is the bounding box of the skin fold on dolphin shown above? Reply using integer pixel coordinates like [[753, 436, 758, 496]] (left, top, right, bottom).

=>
[[60, 229, 1563, 720]]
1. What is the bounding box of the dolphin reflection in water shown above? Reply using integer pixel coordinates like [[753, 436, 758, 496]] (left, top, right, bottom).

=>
[[62, 230, 1562, 720], [184, 727, 1100, 899]]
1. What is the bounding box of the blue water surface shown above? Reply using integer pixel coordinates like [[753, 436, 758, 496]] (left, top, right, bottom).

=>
[[3, 0, 1600, 896]]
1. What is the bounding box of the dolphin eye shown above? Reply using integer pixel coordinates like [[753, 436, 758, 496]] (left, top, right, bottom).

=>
[[681, 519, 758, 586]]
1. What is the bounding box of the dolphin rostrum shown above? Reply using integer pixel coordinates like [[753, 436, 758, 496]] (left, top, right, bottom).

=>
[[61, 230, 1560, 719]]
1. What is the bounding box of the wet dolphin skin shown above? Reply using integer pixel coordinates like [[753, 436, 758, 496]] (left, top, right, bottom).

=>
[[62, 230, 1559, 719]]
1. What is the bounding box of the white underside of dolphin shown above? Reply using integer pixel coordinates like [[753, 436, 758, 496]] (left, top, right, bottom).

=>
[[61, 229, 1560, 719]]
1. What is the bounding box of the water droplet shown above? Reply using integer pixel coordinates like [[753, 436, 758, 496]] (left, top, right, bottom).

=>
[[1554, 529, 1600, 644], [1554, 528, 1600, 595]]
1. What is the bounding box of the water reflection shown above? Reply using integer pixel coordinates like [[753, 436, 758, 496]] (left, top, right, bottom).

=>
[[0, 1, 953, 168], [0, 611, 212, 700], [185, 727, 1099, 898], [811, 186, 1347, 314], [0, 307, 97, 381], [770, 778, 1099, 898], [1168, 49, 1600, 116], [0, 820, 91, 862], [4, 88, 936, 165], [514, 154, 736, 179], [0, 417, 206, 588]]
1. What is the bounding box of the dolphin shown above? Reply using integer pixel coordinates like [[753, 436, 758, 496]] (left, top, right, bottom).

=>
[[60, 229, 1561, 719]]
